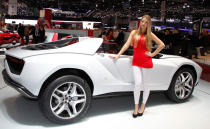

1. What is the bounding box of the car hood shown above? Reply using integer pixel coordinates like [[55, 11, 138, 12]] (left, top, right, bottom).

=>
[[5, 37, 103, 59], [160, 54, 200, 66], [160, 54, 190, 62], [160, 54, 182, 59]]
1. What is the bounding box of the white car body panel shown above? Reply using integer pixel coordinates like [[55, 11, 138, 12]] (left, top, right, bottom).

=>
[[4, 37, 202, 97], [6, 37, 102, 59]]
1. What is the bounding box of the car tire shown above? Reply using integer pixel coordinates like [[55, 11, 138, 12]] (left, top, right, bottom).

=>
[[39, 75, 91, 124], [166, 68, 195, 103]]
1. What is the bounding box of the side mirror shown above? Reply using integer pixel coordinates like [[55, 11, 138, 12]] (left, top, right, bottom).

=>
[[153, 53, 163, 59]]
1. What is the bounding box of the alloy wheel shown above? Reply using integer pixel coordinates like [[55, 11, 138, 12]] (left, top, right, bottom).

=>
[[174, 72, 194, 100], [50, 82, 86, 119]]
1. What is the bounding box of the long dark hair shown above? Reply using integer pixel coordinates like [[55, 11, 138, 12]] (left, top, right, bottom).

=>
[[134, 15, 152, 52]]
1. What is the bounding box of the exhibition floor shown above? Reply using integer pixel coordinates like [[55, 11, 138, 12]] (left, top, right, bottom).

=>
[[1, 55, 210, 129]]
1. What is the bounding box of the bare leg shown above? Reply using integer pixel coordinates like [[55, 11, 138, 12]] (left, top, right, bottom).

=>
[[133, 104, 139, 115], [138, 103, 145, 113]]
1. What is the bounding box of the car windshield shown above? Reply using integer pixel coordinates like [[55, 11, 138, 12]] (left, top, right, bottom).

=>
[[96, 41, 162, 58], [22, 38, 79, 50], [96, 41, 133, 55]]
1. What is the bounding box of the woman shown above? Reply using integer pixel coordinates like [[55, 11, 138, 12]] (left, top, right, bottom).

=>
[[39, 25, 46, 42], [24, 24, 31, 45], [110, 15, 165, 118]]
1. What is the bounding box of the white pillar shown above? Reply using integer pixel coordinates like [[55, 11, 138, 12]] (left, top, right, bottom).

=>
[[161, 1, 166, 23], [8, 0, 17, 15]]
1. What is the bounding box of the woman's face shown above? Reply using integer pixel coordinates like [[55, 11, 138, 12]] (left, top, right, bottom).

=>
[[140, 17, 148, 31]]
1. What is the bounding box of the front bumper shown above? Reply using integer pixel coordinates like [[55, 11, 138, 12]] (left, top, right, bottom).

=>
[[2, 69, 37, 99]]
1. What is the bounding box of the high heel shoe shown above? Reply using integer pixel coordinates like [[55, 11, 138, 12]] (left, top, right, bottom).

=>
[[137, 112, 144, 116], [132, 113, 138, 118], [137, 108, 145, 116]]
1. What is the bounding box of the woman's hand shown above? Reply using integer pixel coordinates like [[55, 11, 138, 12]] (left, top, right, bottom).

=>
[[109, 55, 120, 60], [145, 51, 154, 57]]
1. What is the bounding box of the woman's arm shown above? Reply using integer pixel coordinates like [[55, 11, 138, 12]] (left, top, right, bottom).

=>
[[109, 30, 135, 60], [148, 32, 165, 57], [116, 30, 135, 56]]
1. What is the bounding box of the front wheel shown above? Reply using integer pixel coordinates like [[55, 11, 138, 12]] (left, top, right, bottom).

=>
[[166, 68, 195, 103], [39, 75, 91, 124]]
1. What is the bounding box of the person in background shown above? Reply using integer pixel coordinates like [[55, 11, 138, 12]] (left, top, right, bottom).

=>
[[24, 24, 31, 45], [2, 23, 9, 33], [163, 29, 171, 47], [32, 24, 40, 44], [109, 15, 165, 118], [106, 29, 113, 41], [113, 28, 119, 41], [39, 25, 45, 43], [100, 28, 109, 41], [17, 23, 25, 45], [171, 28, 182, 55], [0, 21, 4, 30], [99, 28, 106, 37], [200, 30, 209, 55], [114, 28, 125, 48]]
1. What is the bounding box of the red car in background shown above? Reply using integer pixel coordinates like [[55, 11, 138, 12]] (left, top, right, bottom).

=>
[[0, 31, 20, 47]]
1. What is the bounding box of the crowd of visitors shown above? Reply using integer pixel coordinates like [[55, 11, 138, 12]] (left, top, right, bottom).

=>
[[98, 28, 125, 53], [0, 22, 46, 45], [99, 28, 124, 46], [98, 26, 210, 59], [153, 28, 210, 59], [17, 23, 46, 45], [1, 19, 210, 60]]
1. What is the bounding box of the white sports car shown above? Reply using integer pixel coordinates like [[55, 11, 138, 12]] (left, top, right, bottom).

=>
[[2, 37, 202, 124]]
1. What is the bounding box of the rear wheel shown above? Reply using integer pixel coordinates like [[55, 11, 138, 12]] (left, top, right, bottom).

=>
[[39, 75, 91, 124], [166, 68, 195, 103]]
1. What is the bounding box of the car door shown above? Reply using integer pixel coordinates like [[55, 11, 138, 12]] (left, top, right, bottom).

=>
[[94, 53, 133, 83], [145, 57, 178, 90], [100, 53, 176, 91], [95, 42, 176, 91], [114, 55, 134, 83]]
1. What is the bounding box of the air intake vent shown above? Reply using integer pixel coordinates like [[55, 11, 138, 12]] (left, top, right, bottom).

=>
[[6, 55, 25, 75]]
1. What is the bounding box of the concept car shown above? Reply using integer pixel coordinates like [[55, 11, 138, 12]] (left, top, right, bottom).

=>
[[2, 37, 202, 124]]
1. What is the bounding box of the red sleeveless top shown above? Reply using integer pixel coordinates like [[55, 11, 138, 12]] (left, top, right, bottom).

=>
[[132, 34, 153, 68]]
